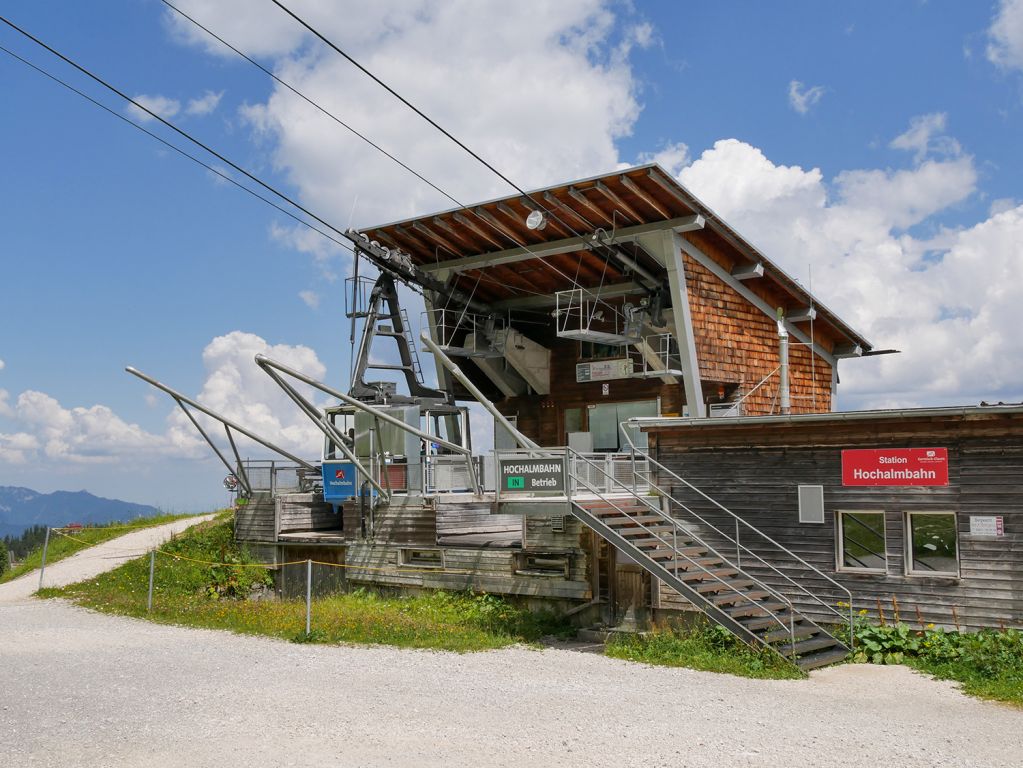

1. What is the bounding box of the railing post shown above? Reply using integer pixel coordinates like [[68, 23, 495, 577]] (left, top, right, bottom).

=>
[[38, 526, 51, 590], [305, 559, 313, 636], [735, 518, 741, 569], [147, 550, 156, 612]]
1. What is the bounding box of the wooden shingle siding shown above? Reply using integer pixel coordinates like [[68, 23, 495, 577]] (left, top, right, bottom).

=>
[[649, 413, 1023, 630], [681, 247, 832, 415]]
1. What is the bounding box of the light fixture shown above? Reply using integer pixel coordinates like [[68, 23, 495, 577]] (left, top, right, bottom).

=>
[[525, 210, 547, 230]]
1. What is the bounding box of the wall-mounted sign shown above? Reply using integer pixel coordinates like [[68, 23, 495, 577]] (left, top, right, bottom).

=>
[[499, 456, 566, 494], [576, 359, 632, 383], [322, 461, 358, 502], [969, 516, 1004, 536], [841, 448, 949, 486]]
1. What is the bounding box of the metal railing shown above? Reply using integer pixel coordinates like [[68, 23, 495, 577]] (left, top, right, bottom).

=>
[[563, 448, 796, 650], [242, 460, 317, 495], [619, 421, 853, 642]]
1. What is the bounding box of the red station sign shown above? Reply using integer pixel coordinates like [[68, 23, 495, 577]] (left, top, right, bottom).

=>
[[841, 448, 949, 487]]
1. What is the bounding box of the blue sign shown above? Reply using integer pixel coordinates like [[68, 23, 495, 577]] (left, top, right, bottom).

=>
[[322, 461, 358, 503]]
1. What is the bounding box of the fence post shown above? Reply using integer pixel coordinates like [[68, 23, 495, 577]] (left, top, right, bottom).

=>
[[305, 559, 312, 635], [38, 527, 51, 590], [147, 550, 156, 612]]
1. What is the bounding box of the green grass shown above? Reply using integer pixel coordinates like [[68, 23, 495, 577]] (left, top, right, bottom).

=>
[[1, 512, 205, 585], [605, 621, 804, 680], [842, 614, 1023, 708], [45, 517, 572, 653]]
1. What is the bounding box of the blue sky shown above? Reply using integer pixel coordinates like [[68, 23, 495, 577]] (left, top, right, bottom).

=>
[[1, 1, 1022, 510]]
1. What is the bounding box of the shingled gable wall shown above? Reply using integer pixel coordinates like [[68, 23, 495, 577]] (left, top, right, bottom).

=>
[[683, 252, 834, 415]]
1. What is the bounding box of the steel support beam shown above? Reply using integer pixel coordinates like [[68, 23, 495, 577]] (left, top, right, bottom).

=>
[[420, 215, 705, 275], [677, 239, 837, 366], [635, 230, 706, 417]]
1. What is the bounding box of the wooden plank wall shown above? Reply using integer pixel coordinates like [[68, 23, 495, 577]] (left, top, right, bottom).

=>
[[234, 492, 275, 543], [681, 246, 833, 415], [342, 542, 590, 600], [435, 497, 520, 538], [651, 425, 1023, 631], [277, 493, 339, 533]]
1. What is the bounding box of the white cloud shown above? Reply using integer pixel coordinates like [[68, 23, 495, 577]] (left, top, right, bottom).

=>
[[0, 332, 328, 468], [127, 94, 181, 122], [889, 113, 961, 162], [185, 89, 224, 116], [990, 197, 1019, 216], [0, 358, 5, 371], [675, 125, 1023, 410], [788, 80, 826, 115], [987, 0, 1023, 72], [298, 290, 320, 309], [636, 142, 690, 177], [176, 0, 644, 227]]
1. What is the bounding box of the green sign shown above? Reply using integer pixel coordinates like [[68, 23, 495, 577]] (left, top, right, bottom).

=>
[[498, 457, 566, 494]]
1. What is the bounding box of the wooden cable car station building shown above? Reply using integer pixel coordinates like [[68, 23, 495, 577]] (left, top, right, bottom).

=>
[[228, 164, 1020, 664]]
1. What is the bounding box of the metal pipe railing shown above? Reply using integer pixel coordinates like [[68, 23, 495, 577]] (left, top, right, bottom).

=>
[[620, 420, 853, 641], [564, 448, 795, 650]]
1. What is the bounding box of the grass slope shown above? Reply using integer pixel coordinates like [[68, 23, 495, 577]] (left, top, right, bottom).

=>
[[46, 517, 571, 652], [1, 512, 202, 585], [605, 622, 804, 680]]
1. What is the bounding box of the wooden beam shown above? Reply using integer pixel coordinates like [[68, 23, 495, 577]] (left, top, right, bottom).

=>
[[833, 343, 862, 359], [451, 212, 505, 250], [568, 186, 614, 226], [594, 181, 643, 223], [619, 174, 673, 219], [412, 221, 464, 258]]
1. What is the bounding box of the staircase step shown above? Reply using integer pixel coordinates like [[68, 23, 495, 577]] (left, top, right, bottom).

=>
[[694, 578, 754, 594], [671, 556, 725, 571], [604, 515, 667, 528], [712, 589, 771, 607], [794, 646, 849, 671], [781, 635, 843, 657], [619, 525, 674, 539], [739, 611, 793, 631], [760, 622, 819, 643], [723, 600, 787, 619], [677, 567, 738, 583], [632, 536, 694, 549], [649, 546, 708, 561]]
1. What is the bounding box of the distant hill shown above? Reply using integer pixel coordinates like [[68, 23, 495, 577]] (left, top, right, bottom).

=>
[[0, 486, 160, 538]]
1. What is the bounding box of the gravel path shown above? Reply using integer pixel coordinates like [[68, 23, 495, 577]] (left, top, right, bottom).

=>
[[0, 515, 215, 604], [2, 601, 1020, 767], [1, 517, 1020, 767]]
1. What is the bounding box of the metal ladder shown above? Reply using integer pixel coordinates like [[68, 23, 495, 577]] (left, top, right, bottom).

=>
[[565, 449, 851, 671]]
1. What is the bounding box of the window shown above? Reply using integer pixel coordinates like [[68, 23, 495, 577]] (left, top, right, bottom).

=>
[[906, 512, 959, 576], [400, 548, 444, 569], [515, 552, 570, 578], [579, 341, 619, 360], [836, 511, 887, 573]]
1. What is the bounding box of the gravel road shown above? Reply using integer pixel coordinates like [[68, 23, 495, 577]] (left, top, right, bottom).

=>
[[1, 518, 1021, 767], [0, 515, 215, 604]]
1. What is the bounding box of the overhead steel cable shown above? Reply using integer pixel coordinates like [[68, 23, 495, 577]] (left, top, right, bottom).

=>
[[0, 14, 357, 250], [268, 0, 601, 247], [0, 42, 355, 256], [164, 0, 617, 308]]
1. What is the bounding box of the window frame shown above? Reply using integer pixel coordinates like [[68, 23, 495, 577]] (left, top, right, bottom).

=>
[[835, 509, 889, 575], [904, 511, 960, 578]]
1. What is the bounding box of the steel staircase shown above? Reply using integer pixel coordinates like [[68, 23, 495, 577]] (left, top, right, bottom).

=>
[[566, 456, 851, 672]]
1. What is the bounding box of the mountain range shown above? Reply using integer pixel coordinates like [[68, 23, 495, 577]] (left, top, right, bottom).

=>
[[0, 486, 160, 538]]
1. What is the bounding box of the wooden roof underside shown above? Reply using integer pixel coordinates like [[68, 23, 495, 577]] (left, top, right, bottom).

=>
[[360, 164, 872, 352]]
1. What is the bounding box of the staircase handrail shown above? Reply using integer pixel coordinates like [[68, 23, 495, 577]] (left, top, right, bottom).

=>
[[565, 448, 795, 650], [620, 421, 853, 639]]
